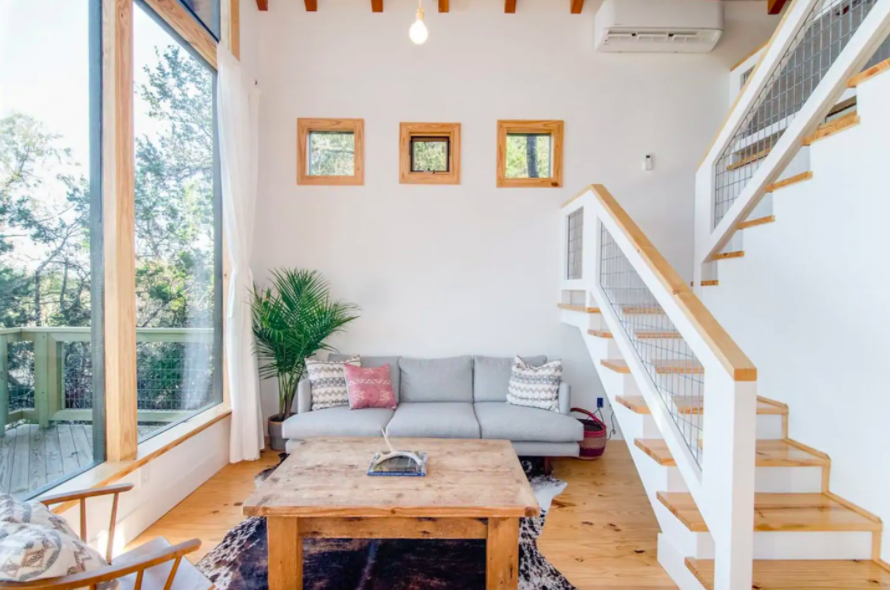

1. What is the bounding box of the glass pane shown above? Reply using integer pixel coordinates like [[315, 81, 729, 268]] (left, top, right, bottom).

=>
[[308, 131, 355, 176], [505, 134, 552, 179], [411, 138, 449, 172], [0, 0, 105, 497], [134, 4, 222, 442], [179, 0, 219, 38]]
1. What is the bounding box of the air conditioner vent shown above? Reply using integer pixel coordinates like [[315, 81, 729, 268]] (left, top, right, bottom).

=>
[[595, 0, 724, 53]]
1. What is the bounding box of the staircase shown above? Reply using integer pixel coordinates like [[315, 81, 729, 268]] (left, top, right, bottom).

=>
[[557, 0, 890, 585]]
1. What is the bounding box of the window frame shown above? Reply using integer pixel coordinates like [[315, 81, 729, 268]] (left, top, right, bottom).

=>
[[297, 118, 365, 186], [496, 120, 564, 188], [399, 122, 461, 185]]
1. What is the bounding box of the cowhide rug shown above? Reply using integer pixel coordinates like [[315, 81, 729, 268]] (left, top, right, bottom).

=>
[[197, 456, 577, 590]]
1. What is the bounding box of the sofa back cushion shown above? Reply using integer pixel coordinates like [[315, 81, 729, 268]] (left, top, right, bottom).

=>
[[330, 355, 401, 403], [399, 356, 473, 403], [473, 355, 547, 402]]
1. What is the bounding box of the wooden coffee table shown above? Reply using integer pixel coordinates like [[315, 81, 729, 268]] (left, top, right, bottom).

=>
[[243, 437, 539, 590]]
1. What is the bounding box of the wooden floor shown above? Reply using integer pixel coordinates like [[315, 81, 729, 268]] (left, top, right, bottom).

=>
[[1, 422, 163, 496], [132, 441, 677, 590]]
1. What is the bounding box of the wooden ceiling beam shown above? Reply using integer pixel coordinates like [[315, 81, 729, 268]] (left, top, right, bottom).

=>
[[305, 0, 317, 10], [570, 0, 583, 13], [438, 0, 449, 12], [256, 0, 268, 9], [371, 0, 383, 11], [505, 0, 516, 13], [767, 0, 788, 14]]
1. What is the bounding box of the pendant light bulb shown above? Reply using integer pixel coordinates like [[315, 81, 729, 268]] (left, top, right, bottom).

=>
[[409, 0, 428, 45]]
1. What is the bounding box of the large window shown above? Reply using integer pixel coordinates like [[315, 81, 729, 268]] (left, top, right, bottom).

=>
[[133, 4, 222, 442], [0, 0, 105, 497]]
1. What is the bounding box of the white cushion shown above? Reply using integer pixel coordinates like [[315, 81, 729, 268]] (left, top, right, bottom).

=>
[[306, 356, 360, 411], [506, 356, 562, 412], [0, 495, 116, 588]]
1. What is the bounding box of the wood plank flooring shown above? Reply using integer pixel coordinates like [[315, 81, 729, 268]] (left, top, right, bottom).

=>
[[131, 441, 678, 589], [0, 422, 166, 496]]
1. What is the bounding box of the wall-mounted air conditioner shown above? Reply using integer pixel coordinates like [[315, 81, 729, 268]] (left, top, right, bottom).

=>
[[595, 0, 724, 53]]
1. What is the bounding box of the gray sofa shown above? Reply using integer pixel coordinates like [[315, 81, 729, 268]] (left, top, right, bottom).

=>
[[282, 355, 584, 457]]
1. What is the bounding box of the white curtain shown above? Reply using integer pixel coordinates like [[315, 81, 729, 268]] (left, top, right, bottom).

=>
[[217, 45, 264, 462]]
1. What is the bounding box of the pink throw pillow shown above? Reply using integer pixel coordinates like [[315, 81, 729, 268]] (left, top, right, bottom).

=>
[[344, 364, 397, 410]]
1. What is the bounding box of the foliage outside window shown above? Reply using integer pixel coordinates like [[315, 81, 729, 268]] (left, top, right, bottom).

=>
[[497, 120, 564, 188], [298, 119, 365, 186], [133, 4, 223, 443], [0, 0, 105, 497], [399, 123, 461, 185]]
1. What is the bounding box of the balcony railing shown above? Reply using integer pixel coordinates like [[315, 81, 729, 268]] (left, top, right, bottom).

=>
[[0, 327, 214, 434]]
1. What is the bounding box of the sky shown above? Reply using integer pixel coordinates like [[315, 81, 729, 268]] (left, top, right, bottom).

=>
[[0, 0, 183, 168]]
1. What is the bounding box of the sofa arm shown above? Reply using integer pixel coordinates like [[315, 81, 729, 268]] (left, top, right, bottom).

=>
[[558, 382, 571, 415], [296, 379, 312, 414]]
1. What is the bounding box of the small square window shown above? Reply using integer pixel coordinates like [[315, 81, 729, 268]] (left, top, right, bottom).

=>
[[400, 123, 461, 185], [298, 118, 364, 185], [497, 120, 564, 188], [411, 137, 450, 173]]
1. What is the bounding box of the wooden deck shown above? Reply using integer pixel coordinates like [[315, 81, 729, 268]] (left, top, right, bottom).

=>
[[0, 422, 162, 497]]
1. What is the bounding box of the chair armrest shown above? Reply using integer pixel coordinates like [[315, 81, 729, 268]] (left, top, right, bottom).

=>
[[0, 539, 202, 590], [558, 382, 571, 415], [296, 379, 312, 414], [38, 483, 134, 507]]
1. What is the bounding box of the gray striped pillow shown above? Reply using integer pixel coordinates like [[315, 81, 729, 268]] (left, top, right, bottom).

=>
[[307, 356, 360, 411], [506, 356, 562, 412]]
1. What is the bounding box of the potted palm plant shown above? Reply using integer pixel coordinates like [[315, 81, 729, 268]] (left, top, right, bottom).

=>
[[251, 269, 359, 450]]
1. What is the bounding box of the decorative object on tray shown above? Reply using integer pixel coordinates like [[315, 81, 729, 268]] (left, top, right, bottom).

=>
[[344, 364, 397, 409], [196, 456, 577, 590], [571, 407, 610, 461], [368, 429, 426, 476], [250, 268, 360, 449], [506, 356, 563, 412]]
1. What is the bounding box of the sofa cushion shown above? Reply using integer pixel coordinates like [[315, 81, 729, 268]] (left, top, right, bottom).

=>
[[282, 406, 394, 439], [330, 355, 401, 402], [385, 402, 480, 439], [507, 357, 562, 412], [474, 402, 583, 443], [398, 356, 473, 403], [473, 355, 547, 402], [306, 356, 360, 411]]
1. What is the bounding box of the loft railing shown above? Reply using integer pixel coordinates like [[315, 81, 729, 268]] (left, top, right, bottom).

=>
[[562, 185, 758, 589], [0, 327, 213, 433], [695, 0, 890, 272]]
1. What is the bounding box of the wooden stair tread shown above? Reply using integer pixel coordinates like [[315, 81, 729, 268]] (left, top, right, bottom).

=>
[[557, 303, 600, 313], [727, 146, 771, 171], [766, 170, 813, 192], [802, 111, 860, 146], [849, 55, 890, 88], [658, 492, 882, 533], [635, 438, 829, 468], [738, 215, 775, 230], [686, 557, 890, 589], [713, 250, 744, 261], [602, 359, 703, 375], [588, 329, 682, 340], [615, 394, 786, 416]]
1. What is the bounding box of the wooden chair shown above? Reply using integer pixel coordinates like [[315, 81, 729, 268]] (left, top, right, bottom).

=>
[[0, 484, 212, 590]]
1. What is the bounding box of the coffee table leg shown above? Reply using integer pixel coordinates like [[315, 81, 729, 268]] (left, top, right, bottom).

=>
[[486, 517, 519, 590], [268, 517, 302, 590]]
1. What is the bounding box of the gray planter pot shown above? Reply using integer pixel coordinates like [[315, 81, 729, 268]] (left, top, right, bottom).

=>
[[268, 416, 287, 451]]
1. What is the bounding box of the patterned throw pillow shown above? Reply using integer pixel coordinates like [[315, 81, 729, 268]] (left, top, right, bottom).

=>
[[307, 356, 360, 411], [344, 365, 397, 410], [0, 495, 117, 588], [506, 356, 562, 412]]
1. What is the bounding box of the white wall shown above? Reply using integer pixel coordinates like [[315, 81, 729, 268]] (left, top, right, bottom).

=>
[[701, 70, 890, 560], [56, 418, 230, 554], [243, 0, 778, 425]]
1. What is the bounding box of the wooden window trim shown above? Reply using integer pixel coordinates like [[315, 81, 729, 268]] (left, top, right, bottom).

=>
[[496, 120, 564, 188], [399, 123, 461, 185], [143, 0, 218, 68], [297, 118, 365, 186]]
